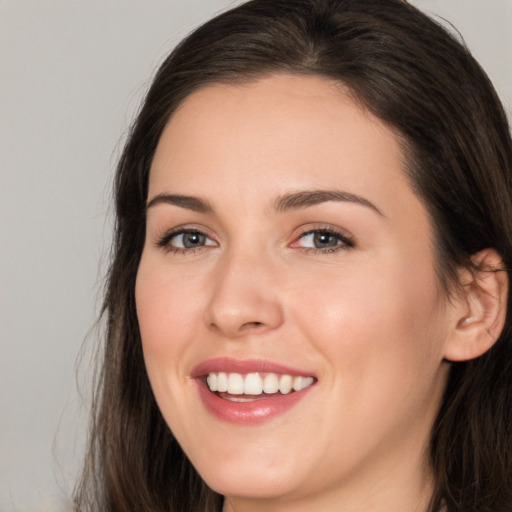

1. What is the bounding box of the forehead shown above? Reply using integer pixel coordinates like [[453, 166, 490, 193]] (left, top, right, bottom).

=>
[[149, 74, 411, 198]]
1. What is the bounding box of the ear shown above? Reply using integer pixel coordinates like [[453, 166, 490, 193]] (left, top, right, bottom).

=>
[[444, 248, 508, 362]]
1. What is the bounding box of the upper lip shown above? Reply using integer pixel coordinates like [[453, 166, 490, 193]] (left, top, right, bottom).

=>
[[191, 357, 317, 379]]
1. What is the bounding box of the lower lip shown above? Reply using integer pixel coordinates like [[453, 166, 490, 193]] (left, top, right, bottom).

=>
[[196, 380, 314, 425]]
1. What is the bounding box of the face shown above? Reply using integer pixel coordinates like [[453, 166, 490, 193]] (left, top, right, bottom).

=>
[[136, 74, 455, 509]]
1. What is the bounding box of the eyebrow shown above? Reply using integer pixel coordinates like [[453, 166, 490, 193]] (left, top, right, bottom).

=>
[[146, 189, 383, 216], [274, 190, 383, 216], [146, 193, 213, 213]]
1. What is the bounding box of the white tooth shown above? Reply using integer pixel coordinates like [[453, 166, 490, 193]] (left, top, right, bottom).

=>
[[303, 376, 314, 388], [244, 373, 263, 395], [292, 376, 304, 391], [279, 375, 293, 394], [217, 372, 228, 392], [227, 373, 244, 394], [263, 373, 279, 394], [207, 373, 218, 392]]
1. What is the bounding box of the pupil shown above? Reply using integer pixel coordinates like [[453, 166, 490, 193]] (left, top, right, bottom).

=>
[[314, 232, 337, 248], [184, 232, 204, 248]]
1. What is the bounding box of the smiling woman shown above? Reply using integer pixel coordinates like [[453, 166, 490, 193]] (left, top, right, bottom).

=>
[[138, 75, 455, 507], [74, 1, 512, 512]]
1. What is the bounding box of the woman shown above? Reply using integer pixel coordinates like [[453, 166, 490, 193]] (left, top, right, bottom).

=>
[[74, 0, 512, 511]]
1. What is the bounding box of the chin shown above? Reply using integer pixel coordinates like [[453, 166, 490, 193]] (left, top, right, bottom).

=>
[[195, 457, 304, 500]]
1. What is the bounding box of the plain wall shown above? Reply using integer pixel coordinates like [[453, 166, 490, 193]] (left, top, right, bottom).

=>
[[1, 1, 510, 510]]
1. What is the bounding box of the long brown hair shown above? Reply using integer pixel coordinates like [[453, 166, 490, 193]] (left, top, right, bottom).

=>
[[74, 1, 512, 510]]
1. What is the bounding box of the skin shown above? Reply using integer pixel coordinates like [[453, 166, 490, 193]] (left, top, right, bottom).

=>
[[136, 74, 466, 511]]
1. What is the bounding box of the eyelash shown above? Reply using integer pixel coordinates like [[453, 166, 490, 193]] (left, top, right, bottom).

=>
[[292, 227, 355, 254], [155, 228, 216, 254], [155, 226, 355, 255]]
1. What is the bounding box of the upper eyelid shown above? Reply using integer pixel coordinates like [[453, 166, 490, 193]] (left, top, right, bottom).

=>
[[293, 224, 355, 241], [297, 226, 350, 237], [156, 224, 215, 238], [154, 225, 217, 248]]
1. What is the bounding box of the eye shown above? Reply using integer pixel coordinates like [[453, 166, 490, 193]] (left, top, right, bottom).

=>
[[171, 231, 213, 249], [157, 229, 216, 252], [292, 228, 354, 252]]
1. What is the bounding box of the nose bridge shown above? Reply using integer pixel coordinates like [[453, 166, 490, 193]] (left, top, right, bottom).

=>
[[205, 243, 284, 338]]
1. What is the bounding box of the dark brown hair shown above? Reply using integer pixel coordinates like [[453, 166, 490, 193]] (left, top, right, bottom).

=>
[[74, 1, 512, 511]]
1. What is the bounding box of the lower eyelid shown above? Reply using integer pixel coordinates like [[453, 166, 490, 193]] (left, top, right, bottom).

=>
[[297, 245, 351, 256]]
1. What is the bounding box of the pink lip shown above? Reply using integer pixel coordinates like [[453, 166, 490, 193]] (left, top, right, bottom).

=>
[[191, 358, 317, 425], [191, 357, 315, 378]]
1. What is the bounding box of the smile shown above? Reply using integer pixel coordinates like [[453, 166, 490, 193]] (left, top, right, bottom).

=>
[[192, 359, 317, 424]]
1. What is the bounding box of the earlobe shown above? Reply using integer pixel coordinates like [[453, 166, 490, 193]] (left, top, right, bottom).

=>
[[444, 248, 508, 362]]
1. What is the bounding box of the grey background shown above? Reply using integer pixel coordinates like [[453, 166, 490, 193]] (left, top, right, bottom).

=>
[[1, 1, 511, 510]]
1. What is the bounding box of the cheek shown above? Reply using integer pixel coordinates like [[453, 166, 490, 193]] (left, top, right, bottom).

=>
[[135, 256, 200, 378], [135, 255, 210, 446], [289, 256, 449, 448], [290, 252, 447, 380]]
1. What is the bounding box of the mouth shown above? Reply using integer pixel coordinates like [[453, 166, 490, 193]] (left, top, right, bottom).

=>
[[192, 359, 317, 424]]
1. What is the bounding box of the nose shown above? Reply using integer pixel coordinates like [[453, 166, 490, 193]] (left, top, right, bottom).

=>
[[204, 250, 284, 338]]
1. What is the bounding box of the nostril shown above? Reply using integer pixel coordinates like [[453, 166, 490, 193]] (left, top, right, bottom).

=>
[[208, 320, 264, 336], [236, 321, 266, 333]]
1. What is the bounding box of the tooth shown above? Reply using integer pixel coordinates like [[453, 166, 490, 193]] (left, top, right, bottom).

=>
[[292, 376, 304, 391], [227, 373, 244, 394], [208, 370, 314, 395], [207, 373, 218, 392], [244, 373, 263, 395], [303, 376, 314, 388], [217, 372, 228, 392], [263, 373, 279, 393], [279, 375, 293, 394]]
